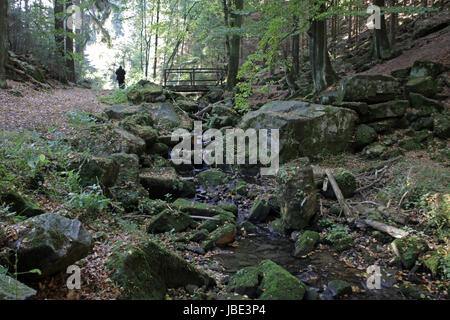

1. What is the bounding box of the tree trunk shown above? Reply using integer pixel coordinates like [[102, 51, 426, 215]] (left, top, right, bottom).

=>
[[222, 0, 231, 61], [0, 0, 8, 89], [226, 0, 244, 90], [390, 0, 397, 44], [153, 0, 160, 81], [373, 0, 391, 60], [308, 7, 339, 92]]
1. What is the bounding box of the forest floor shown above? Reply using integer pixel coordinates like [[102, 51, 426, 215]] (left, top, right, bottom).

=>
[[0, 81, 111, 139]]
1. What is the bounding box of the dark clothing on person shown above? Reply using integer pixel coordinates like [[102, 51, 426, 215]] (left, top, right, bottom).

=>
[[115, 66, 126, 89]]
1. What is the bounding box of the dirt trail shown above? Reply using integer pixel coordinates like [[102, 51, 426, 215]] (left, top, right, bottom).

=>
[[363, 16, 450, 75], [0, 81, 112, 138]]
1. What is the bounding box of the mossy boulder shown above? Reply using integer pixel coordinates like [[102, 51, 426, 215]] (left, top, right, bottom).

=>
[[327, 280, 352, 298], [104, 105, 141, 120], [173, 198, 232, 217], [198, 211, 235, 233], [360, 100, 409, 123], [0, 192, 44, 218], [0, 274, 36, 300], [141, 102, 193, 131], [293, 231, 320, 257], [248, 198, 271, 223], [434, 111, 450, 139], [217, 203, 238, 216], [147, 209, 196, 234], [108, 239, 215, 300], [140, 167, 194, 199], [391, 237, 429, 269], [227, 266, 262, 298], [176, 98, 198, 113], [324, 225, 354, 252], [406, 76, 438, 98], [409, 60, 444, 79], [258, 260, 306, 300], [196, 169, 229, 189], [78, 155, 119, 188], [368, 119, 398, 134], [5, 214, 92, 278], [127, 87, 166, 104], [240, 221, 258, 234], [355, 124, 378, 150], [148, 142, 170, 157], [423, 251, 440, 277], [109, 153, 148, 211], [337, 74, 402, 104], [71, 124, 146, 156], [409, 92, 443, 116], [324, 168, 357, 199], [398, 139, 423, 151], [277, 158, 318, 230], [201, 223, 237, 250], [239, 101, 357, 163], [362, 143, 387, 159], [269, 218, 287, 234]]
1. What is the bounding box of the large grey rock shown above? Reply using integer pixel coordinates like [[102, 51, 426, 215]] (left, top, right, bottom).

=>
[[337, 74, 402, 104], [108, 238, 215, 299], [72, 124, 146, 156], [0, 273, 37, 300], [360, 100, 409, 123], [277, 158, 318, 230], [410, 60, 444, 79], [7, 214, 92, 278], [239, 101, 357, 163], [140, 167, 195, 199], [409, 92, 444, 116], [141, 102, 193, 130], [406, 76, 438, 98], [104, 105, 140, 120]]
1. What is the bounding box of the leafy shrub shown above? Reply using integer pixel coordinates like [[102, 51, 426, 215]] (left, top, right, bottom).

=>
[[68, 184, 111, 216]]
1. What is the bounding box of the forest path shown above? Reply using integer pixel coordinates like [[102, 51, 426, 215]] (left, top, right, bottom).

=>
[[0, 81, 112, 139]]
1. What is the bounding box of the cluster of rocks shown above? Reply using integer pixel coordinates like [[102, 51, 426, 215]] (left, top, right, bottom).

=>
[[335, 60, 448, 159]]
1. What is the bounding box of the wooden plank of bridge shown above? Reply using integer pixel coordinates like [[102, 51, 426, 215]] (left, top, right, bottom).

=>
[[163, 68, 225, 92]]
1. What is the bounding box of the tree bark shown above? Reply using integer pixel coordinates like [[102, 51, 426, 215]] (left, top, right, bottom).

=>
[[373, 0, 391, 60], [153, 0, 160, 81], [226, 0, 244, 90], [308, 6, 339, 92], [0, 0, 8, 89]]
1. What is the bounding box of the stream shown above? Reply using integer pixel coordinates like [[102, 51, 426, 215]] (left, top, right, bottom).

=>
[[181, 165, 407, 300]]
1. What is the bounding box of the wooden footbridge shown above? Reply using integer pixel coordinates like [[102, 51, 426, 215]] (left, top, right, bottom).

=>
[[163, 68, 226, 92]]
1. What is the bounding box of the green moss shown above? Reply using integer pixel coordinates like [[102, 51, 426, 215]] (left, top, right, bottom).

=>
[[258, 260, 306, 300], [355, 124, 378, 149], [293, 231, 320, 257], [0, 191, 44, 218], [107, 238, 214, 300], [327, 280, 352, 297], [391, 237, 428, 269], [201, 223, 236, 250], [324, 225, 354, 251], [227, 266, 262, 298], [197, 169, 229, 188], [147, 209, 195, 234], [325, 168, 357, 198], [173, 198, 231, 217]]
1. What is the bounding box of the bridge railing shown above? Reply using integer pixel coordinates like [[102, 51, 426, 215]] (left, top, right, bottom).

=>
[[163, 68, 226, 91]]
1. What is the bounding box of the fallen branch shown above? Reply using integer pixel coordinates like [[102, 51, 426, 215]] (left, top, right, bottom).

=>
[[363, 219, 409, 239], [325, 169, 355, 220], [190, 215, 220, 221], [355, 171, 386, 193], [398, 191, 409, 209]]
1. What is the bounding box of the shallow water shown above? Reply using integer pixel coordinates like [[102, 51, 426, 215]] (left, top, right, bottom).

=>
[[212, 233, 406, 300]]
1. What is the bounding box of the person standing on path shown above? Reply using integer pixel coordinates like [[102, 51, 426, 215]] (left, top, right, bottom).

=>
[[115, 66, 126, 89]]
